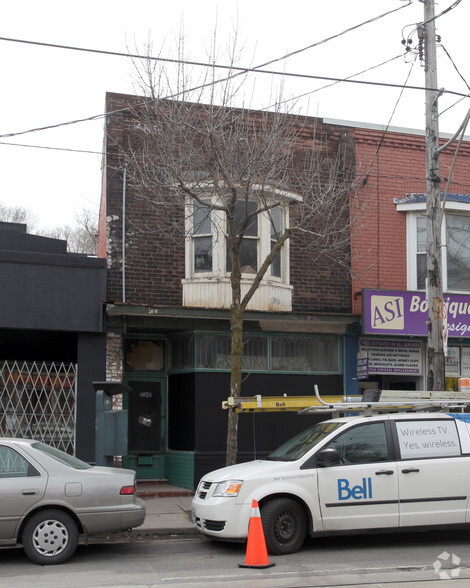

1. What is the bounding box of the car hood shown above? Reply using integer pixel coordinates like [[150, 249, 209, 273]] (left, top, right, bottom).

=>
[[202, 459, 295, 482]]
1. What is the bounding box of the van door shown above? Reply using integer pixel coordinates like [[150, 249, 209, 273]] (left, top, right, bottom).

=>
[[394, 418, 469, 526], [317, 421, 399, 530]]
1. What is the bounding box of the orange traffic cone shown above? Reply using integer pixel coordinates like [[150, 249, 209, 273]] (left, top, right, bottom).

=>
[[239, 499, 275, 569]]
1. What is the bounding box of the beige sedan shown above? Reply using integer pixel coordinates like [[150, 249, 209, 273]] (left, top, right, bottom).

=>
[[0, 438, 146, 564]]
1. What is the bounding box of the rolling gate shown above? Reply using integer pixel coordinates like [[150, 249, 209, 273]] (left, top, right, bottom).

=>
[[0, 360, 77, 455]]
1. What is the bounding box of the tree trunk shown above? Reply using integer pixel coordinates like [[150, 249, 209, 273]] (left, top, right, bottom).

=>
[[226, 302, 244, 466]]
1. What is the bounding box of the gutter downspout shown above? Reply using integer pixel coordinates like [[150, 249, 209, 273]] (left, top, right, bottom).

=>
[[122, 164, 127, 303]]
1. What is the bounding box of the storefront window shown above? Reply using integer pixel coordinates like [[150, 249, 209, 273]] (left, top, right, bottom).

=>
[[125, 340, 165, 371], [168, 333, 341, 374]]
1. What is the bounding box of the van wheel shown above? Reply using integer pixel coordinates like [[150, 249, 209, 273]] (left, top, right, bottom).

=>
[[22, 509, 79, 565], [261, 498, 306, 555]]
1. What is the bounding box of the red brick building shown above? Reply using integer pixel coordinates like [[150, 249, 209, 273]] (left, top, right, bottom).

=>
[[343, 120, 470, 393]]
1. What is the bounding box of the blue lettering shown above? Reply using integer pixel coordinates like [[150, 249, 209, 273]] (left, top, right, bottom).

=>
[[337, 477, 372, 501], [338, 479, 350, 500]]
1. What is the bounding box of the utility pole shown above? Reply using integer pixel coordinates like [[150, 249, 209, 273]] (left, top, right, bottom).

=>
[[422, 0, 445, 390]]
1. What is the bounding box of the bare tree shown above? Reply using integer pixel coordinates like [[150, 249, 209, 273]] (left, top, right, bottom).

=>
[[116, 43, 360, 465], [43, 209, 98, 255], [0, 203, 37, 228]]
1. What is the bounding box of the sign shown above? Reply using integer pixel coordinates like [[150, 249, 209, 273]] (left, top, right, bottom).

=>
[[363, 290, 470, 338], [356, 355, 369, 380], [359, 339, 422, 375], [445, 347, 460, 375], [396, 420, 460, 458]]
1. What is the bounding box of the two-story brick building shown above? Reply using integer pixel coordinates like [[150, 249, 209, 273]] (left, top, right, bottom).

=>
[[99, 93, 360, 488], [99, 92, 470, 489]]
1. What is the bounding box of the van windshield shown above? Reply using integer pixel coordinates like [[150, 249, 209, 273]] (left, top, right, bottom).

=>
[[267, 421, 342, 462]]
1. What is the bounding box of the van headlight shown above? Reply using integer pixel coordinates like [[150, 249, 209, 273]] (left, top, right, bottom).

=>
[[213, 480, 243, 497]]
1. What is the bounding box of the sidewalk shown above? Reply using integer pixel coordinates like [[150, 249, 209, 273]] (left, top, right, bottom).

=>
[[134, 482, 197, 537]]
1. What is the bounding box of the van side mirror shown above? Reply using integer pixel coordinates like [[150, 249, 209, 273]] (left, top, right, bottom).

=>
[[317, 448, 340, 467]]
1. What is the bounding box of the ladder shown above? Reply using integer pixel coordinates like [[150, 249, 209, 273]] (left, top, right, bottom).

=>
[[223, 385, 470, 416]]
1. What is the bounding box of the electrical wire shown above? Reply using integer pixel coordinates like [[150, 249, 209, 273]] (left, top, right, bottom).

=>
[[0, 2, 412, 79], [0, 2, 415, 140]]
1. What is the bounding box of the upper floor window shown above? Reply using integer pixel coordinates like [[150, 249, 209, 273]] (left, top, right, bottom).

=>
[[226, 200, 259, 274], [187, 194, 289, 282], [396, 194, 470, 292], [193, 199, 213, 273]]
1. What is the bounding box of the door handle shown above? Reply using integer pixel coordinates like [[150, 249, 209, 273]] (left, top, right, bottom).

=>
[[375, 470, 394, 475], [402, 468, 420, 474], [22, 489, 39, 495]]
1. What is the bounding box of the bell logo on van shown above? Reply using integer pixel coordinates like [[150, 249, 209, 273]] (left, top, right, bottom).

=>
[[338, 477, 373, 501]]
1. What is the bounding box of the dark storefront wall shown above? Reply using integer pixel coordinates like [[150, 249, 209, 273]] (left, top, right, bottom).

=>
[[168, 372, 342, 489]]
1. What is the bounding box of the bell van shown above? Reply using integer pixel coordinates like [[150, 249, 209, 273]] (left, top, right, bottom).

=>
[[192, 411, 470, 554]]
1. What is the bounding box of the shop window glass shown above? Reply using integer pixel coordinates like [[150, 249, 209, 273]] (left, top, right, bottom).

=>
[[125, 340, 165, 371]]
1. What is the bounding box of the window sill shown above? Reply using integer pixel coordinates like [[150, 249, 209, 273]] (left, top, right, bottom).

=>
[[182, 277, 292, 311]]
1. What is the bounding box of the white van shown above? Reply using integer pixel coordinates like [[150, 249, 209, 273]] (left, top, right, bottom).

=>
[[191, 412, 470, 554]]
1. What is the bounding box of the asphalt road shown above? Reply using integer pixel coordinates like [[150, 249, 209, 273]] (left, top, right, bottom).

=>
[[1, 529, 470, 587]]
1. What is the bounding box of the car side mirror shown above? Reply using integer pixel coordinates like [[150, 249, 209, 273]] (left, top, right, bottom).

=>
[[317, 448, 340, 467]]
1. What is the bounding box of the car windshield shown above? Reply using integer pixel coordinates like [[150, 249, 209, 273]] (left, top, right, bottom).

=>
[[266, 421, 342, 461], [32, 442, 92, 470]]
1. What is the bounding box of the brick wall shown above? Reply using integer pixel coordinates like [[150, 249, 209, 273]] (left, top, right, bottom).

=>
[[350, 126, 470, 314], [101, 93, 357, 315]]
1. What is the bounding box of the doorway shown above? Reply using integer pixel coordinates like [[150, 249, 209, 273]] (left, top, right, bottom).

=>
[[122, 376, 167, 479]]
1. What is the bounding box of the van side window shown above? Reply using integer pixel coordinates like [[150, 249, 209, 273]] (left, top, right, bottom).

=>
[[324, 422, 389, 465], [395, 420, 461, 459]]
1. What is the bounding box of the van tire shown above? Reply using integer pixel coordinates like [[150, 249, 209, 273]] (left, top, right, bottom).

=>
[[261, 498, 306, 555]]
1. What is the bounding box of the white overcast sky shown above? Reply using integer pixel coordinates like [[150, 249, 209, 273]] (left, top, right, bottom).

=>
[[1, 0, 469, 231]]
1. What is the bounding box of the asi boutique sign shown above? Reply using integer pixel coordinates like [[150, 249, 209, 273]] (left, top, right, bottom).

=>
[[363, 289, 470, 338]]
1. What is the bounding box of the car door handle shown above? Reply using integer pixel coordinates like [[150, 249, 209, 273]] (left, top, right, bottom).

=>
[[375, 470, 394, 475], [22, 489, 39, 495], [402, 468, 420, 474]]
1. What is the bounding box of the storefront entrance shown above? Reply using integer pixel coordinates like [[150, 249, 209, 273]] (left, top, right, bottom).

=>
[[122, 376, 167, 479]]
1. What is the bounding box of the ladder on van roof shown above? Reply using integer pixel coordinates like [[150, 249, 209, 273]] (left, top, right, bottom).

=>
[[222, 385, 470, 416]]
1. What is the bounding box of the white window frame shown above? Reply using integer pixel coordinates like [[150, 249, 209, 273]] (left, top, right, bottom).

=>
[[185, 190, 298, 284], [398, 199, 470, 292], [183, 187, 300, 311]]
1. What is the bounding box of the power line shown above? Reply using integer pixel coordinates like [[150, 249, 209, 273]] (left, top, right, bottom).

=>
[[0, 2, 418, 140], [0, 2, 413, 77]]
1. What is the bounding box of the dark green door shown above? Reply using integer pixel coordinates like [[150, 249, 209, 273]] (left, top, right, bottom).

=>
[[123, 377, 166, 479]]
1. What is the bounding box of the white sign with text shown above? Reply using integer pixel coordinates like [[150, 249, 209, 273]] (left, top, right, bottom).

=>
[[396, 420, 461, 459]]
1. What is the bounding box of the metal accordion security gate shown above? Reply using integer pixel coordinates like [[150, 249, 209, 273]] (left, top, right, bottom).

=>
[[0, 360, 77, 454]]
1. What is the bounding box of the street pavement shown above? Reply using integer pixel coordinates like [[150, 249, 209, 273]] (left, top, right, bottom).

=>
[[95, 483, 470, 587]]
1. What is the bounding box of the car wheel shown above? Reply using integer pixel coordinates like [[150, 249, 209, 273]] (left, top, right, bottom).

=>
[[22, 509, 79, 565], [261, 498, 307, 555]]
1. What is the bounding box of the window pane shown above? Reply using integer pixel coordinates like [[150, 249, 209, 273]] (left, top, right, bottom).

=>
[[325, 423, 389, 464], [125, 340, 165, 371], [447, 215, 470, 291], [193, 200, 211, 235], [417, 216, 426, 252], [0, 446, 37, 477], [196, 334, 267, 370], [169, 335, 194, 370], [194, 236, 213, 272], [233, 201, 258, 236], [226, 238, 258, 273], [270, 207, 283, 278], [271, 337, 339, 372], [271, 251, 281, 278], [417, 253, 426, 290]]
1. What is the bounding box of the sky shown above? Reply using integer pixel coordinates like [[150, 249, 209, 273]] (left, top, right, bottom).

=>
[[1, 0, 469, 231]]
